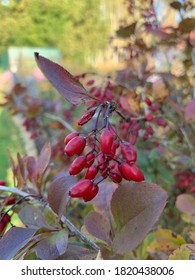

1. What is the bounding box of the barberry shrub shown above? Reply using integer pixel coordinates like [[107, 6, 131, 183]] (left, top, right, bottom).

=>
[[0, 53, 167, 260]]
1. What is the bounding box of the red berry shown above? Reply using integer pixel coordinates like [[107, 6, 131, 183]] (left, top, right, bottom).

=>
[[78, 109, 96, 126], [64, 132, 79, 144], [69, 179, 93, 198], [119, 162, 144, 182], [85, 165, 98, 180], [100, 129, 114, 154], [120, 142, 137, 163], [69, 156, 87, 175], [149, 105, 159, 112], [64, 136, 86, 156], [87, 79, 95, 86], [145, 113, 154, 122], [144, 97, 152, 106], [4, 196, 16, 205], [85, 152, 95, 167], [97, 152, 107, 170], [0, 180, 6, 186], [129, 134, 137, 145], [109, 170, 122, 183], [190, 186, 195, 193], [156, 118, 167, 127], [146, 125, 154, 135], [83, 185, 99, 202]]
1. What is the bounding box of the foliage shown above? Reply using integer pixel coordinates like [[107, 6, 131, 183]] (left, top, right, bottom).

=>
[[0, 0, 108, 62], [0, 0, 195, 260]]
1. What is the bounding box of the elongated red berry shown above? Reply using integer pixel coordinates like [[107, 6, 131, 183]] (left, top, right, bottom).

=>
[[109, 170, 122, 183], [144, 97, 152, 106], [146, 125, 154, 135], [97, 152, 107, 170], [69, 179, 93, 198], [83, 185, 99, 202], [145, 113, 154, 122], [100, 129, 114, 154], [64, 136, 86, 156], [119, 162, 144, 182], [85, 152, 95, 167], [78, 110, 96, 126], [156, 118, 167, 127], [64, 132, 79, 144], [120, 142, 137, 163], [85, 165, 98, 179], [69, 156, 86, 175]]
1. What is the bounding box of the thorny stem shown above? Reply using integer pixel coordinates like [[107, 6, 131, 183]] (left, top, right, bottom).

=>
[[0, 185, 99, 252]]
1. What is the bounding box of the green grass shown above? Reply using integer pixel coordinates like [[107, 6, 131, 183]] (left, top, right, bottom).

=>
[[0, 107, 25, 184]]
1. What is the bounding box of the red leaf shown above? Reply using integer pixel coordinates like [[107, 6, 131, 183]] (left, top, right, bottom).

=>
[[35, 53, 100, 105]]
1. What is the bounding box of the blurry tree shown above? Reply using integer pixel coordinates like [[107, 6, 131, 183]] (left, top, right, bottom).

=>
[[0, 0, 109, 63]]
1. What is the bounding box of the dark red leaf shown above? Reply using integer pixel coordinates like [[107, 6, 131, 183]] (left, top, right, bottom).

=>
[[36, 142, 51, 175], [48, 173, 77, 218], [35, 53, 100, 105]]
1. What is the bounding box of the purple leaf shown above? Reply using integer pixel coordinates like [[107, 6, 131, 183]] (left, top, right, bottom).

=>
[[111, 182, 167, 254], [35, 229, 68, 260], [84, 211, 111, 244], [18, 205, 55, 230], [35, 53, 100, 105], [0, 227, 36, 260], [47, 173, 77, 218]]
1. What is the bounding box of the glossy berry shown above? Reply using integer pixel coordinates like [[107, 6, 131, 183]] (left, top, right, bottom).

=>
[[78, 110, 96, 126], [85, 165, 98, 180], [64, 132, 79, 144], [97, 152, 107, 170], [69, 156, 86, 175], [120, 142, 137, 163], [64, 136, 86, 156], [119, 162, 144, 182], [69, 179, 93, 198], [109, 170, 122, 183], [145, 113, 154, 122], [85, 153, 95, 168], [3, 196, 16, 205], [83, 185, 99, 202], [100, 129, 114, 154], [146, 125, 154, 135]]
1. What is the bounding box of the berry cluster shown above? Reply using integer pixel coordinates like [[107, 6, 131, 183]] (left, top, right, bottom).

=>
[[175, 170, 195, 194], [64, 101, 145, 201]]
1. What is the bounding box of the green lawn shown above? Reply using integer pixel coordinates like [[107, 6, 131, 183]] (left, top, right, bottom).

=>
[[0, 107, 25, 184]]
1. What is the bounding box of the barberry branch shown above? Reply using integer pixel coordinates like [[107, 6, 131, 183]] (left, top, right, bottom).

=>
[[0, 185, 99, 252]]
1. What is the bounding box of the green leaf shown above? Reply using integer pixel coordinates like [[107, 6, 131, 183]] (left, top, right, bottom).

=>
[[169, 244, 195, 260], [116, 22, 136, 38], [111, 182, 167, 254], [35, 229, 68, 260], [0, 227, 36, 260]]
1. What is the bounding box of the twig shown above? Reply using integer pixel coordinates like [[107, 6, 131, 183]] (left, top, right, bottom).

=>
[[0, 185, 99, 252], [44, 113, 76, 133]]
